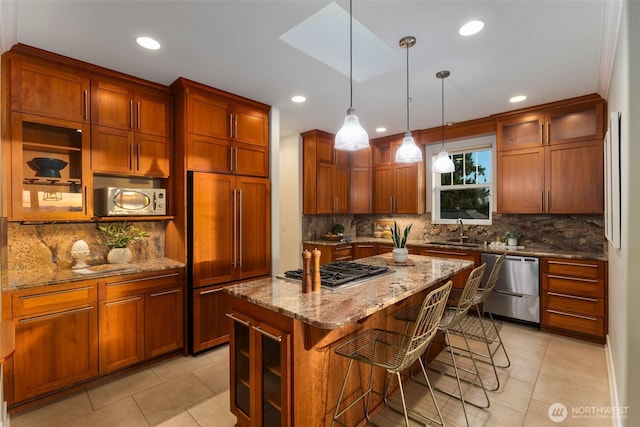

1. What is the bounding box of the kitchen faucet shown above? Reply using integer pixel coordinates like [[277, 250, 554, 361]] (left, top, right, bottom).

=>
[[458, 218, 468, 243]]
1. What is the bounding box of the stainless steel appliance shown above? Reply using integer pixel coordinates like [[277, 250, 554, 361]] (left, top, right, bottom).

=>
[[482, 253, 540, 324], [283, 261, 392, 289], [94, 187, 166, 216]]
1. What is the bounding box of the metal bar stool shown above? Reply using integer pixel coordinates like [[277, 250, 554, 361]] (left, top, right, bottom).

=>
[[331, 281, 452, 427], [394, 263, 490, 427], [448, 252, 511, 391]]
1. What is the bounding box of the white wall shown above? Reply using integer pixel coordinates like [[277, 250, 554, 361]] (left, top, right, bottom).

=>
[[606, 1, 640, 425], [277, 134, 302, 274]]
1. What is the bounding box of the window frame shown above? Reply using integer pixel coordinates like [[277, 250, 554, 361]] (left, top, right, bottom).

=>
[[427, 134, 496, 225]]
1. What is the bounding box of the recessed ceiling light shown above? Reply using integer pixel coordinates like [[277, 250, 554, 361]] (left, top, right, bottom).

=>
[[510, 95, 527, 103], [459, 20, 485, 36], [291, 95, 306, 103], [375, 127, 387, 133], [136, 36, 161, 50]]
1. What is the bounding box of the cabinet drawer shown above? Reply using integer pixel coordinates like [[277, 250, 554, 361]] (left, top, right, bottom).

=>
[[544, 292, 604, 317], [544, 258, 605, 278], [542, 308, 604, 337], [11, 281, 97, 318], [100, 271, 181, 300], [332, 245, 353, 262], [546, 275, 604, 298]]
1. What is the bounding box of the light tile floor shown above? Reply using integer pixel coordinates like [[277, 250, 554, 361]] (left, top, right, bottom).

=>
[[11, 321, 615, 427]]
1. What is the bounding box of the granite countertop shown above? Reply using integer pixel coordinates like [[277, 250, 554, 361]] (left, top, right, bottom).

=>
[[3, 257, 186, 291], [224, 254, 473, 329], [304, 237, 607, 262]]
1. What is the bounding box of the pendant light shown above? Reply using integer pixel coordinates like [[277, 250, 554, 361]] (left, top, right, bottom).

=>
[[395, 36, 422, 163], [432, 70, 455, 173], [335, 0, 369, 151]]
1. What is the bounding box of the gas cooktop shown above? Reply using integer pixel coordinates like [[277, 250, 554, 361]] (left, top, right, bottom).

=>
[[283, 261, 392, 289]]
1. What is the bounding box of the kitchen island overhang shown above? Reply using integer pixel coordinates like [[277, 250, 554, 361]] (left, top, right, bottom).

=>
[[223, 254, 474, 427]]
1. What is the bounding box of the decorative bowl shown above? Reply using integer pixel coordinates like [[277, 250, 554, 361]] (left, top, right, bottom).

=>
[[32, 157, 68, 178]]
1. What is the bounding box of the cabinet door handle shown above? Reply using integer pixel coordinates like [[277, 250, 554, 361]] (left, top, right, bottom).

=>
[[547, 121, 550, 145], [546, 190, 550, 211], [239, 189, 243, 268], [136, 143, 141, 171], [225, 312, 249, 326], [540, 123, 544, 145], [547, 309, 597, 322], [130, 100, 134, 129], [105, 296, 141, 306], [83, 90, 88, 120], [546, 292, 597, 302], [235, 147, 238, 171], [106, 272, 179, 286], [540, 190, 544, 212], [150, 288, 180, 298], [233, 188, 238, 268], [229, 114, 233, 138], [200, 287, 224, 296], [137, 101, 141, 130], [19, 305, 93, 323], [129, 144, 134, 170], [234, 114, 238, 139], [229, 147, 234, 172], [547, 274, 598, 284], [252, 325, 282, 342], [84, 185, 89, 215], [19, 286, 94, 300]]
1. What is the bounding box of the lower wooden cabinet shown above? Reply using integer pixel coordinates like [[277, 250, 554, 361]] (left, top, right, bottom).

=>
[[99, 269, 184, 373], [302, 243, 353, 265], [4, 280, 99, 404], [227, 299, 292, 427], [191, 285, 229, 353], [541, 257, 607, 343], [415, 247, 480, 288], [353, 243, 377, 260]]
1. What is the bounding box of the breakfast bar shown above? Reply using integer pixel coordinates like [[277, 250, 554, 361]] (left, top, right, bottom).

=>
[[224, 254, 473, 427]]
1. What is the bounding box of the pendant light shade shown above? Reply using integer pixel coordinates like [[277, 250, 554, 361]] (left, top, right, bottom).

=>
[[432, 70, 455, 173], [395, 36, 423, 164], [335, 0, 369, 151]]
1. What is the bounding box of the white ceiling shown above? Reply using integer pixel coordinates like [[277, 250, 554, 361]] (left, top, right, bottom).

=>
[[11, 0, 607, 139]]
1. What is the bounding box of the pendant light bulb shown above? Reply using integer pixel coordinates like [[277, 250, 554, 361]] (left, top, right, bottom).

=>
[[395, 36, 423, 164], [335, 0, 369, 151], [432, 70, 455, 173]]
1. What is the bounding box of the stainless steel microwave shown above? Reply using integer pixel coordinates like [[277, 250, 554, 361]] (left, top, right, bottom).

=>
[[94, 187, 166, 216]]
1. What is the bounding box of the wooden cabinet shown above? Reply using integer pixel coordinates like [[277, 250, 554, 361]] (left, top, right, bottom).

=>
[[302, 130, 350, 214], [227, 300, 292, 427], [172, 78, 270, 177], [350, 148, 372, 213], [90, 79, 171, 177], [6, 51, 90, 123], [541, 257, 607, 343], [371, 136, 425, 214], [353, 243, 377, 260], [98, 269, 184, 373], [496, 95, 605, 214], [191, 172, 271, 286], [3, 280, 98, 404], [303, 243, 353, 265], [415, 247, 480, 288], [9, 112, 92, 221], [191, 285, 229, 353]]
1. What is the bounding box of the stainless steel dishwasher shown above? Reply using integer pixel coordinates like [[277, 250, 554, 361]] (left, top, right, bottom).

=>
[[482, 253, 540, 324]]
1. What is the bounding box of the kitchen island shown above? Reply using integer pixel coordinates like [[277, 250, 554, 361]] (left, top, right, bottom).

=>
[[224, 254, 473, 427]]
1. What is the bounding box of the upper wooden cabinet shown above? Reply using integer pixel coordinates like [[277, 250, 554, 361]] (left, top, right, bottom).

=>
[[371, 136, 425, 214], [350, 148, 372, 214], [172, 78, 270, 177], [302, 130, 351, 214], [90, 79, 171, 177], [496, 95, 605, 214], [6, 52, 90, 123]]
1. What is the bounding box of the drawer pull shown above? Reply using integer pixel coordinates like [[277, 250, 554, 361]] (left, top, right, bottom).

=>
[[547, 274, 598, 283], [19, 306, 93, 323], [548, 260, 599, 269], [149, 288, 180, 298], [547, 309, 597, 321], [225, 312, 250, 326], [358, 245, 375, 248], [105, 296, 141, 306], [19, 286, 93, 300], [107, 272, 179, 286], [252, 325, 282, 342], [199, 288, 224, 296], [547, 292, 597, 302], [425, 250, 467, 256]]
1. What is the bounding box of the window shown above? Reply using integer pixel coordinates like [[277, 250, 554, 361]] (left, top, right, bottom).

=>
[[429, 135, 495, 225]]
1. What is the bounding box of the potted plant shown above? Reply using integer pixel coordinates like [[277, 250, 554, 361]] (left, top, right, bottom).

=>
[[391, 221, 413, 263], [98, 221, 148, 264], [503, 229, 523, 247]]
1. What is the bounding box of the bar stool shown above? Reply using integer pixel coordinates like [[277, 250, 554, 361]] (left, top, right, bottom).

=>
[[394, 263, 490, 427], [449, 252, 511, 391], [331, 280, 452, 427]]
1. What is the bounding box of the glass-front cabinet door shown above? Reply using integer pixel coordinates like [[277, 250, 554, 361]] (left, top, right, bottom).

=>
[[11, 113, 91, 221], [228, 312, 252, 425], [255, 322, 290, 427]]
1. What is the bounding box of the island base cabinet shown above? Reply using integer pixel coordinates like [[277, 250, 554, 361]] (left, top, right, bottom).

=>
[[191, 285, 229, 354], [227, 301, 292, 427]]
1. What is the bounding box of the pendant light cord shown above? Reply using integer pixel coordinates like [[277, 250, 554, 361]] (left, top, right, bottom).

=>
[[349, 0, 353, 109], [441, 74, 445, 148], [406, 39, 410, 132]]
